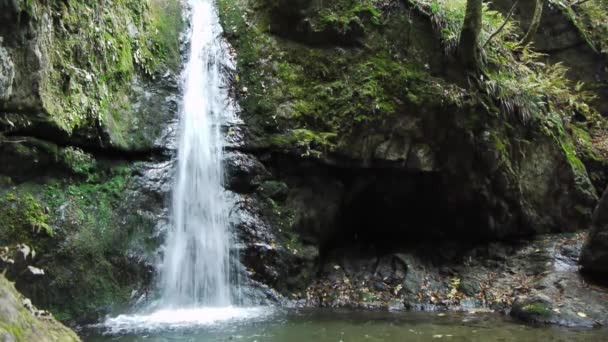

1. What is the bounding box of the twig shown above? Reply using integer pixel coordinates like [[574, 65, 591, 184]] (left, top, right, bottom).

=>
[[571, 0, 592, 6], [483, 0, 520, 49]]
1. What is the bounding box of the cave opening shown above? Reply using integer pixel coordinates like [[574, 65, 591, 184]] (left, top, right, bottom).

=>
[[323, 169, 487, 256]]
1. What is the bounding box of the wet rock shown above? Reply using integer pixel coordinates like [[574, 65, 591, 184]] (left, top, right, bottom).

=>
[[224, 151, 270, 193], [0, 42, 14, 101], [581, 187, 608, 275], [511, 293, 595, 328], [511, 294, 554, 323]]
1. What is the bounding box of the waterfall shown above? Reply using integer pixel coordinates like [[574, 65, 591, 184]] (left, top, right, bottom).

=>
[[160, 0, 234, 307], [100, 1, 272, 331]]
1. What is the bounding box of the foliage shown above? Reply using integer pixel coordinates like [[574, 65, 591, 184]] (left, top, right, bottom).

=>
[[0, 193, 54, 246], [59, 147, 97, 180], [0, 162, 143, 322], [312, 0, 382, 32], [412, 0, 598, 123]]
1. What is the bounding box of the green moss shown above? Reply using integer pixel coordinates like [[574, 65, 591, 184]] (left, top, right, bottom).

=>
[[0, 323, 24, 340], [40, 165, 142, 321], [491, 131, 510, 160], [219, 0, 464, 155], [221, 0, 596, 166], [149, 0, 184, 73], [59, 147, 97, 179], [19, 0, 182, 147], [0, 276, 80, 341], [312, 0, 382, 33], [522, 303, 552, 317], [0, 193, 54, 246], [264, 129, 337, 152], [0, 162, 150, 322]]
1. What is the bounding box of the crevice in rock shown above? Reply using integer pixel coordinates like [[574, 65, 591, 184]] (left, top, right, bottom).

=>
[[2, 129, 170, 162]]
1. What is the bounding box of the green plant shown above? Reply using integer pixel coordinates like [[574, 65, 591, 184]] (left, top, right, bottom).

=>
[[0, 193, 54, 246]]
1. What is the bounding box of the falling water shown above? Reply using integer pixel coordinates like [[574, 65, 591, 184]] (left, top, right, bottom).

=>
[[160, 0, 234, 307], [99, 1, 273, 332]]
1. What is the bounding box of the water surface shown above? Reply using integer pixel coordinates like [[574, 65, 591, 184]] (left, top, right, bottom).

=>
[[87, 309, 607, 341]]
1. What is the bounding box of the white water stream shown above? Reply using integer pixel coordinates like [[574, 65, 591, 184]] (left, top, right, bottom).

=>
[[101, 0, 269, 332], [160, 0, 232, 308]]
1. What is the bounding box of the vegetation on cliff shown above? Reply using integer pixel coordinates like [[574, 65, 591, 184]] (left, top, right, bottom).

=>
[[1, 0, 183, 149], [0, 0, 181, 323], [217, 0, 608, 311]]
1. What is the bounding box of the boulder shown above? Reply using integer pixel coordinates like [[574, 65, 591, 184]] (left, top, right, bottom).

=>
[[580, 187, 608, 275]]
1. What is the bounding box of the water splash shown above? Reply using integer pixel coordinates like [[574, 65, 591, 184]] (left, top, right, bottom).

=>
[[160, 0, 236, 307], [101, 307, 270, 334]]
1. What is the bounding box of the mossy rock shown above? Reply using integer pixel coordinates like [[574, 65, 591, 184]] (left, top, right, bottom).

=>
[[1, 0, 183, 151], [0, 160, 160, 323], [0, 275, 80, 342]]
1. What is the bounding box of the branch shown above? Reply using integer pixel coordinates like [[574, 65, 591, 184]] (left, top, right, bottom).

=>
[[520, 0, 544, 46], [571, 0, 592, 6], [483, 0, 520, 49]]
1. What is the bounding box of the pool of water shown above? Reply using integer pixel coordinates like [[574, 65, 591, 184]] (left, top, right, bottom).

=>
[[85, 308, 606, 341]]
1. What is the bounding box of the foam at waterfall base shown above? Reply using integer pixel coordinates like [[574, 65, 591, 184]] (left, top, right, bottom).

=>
[[101, 307, 272, 334]]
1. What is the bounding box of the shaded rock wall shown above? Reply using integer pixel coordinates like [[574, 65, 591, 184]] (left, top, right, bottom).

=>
[[581, 186, 608, 275], [218, 0, 602, 303]]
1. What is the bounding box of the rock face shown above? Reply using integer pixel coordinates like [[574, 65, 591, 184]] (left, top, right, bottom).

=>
[[581, 187, 608, 275], [0, 275, 80, 342], [0, 0, 182, 150], [217, 0, 608, 320], [0, 0, 605, 330], [0, 0, 182, 323]]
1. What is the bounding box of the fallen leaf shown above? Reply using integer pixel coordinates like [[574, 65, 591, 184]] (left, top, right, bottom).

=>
[[577, 312, 587, 318]]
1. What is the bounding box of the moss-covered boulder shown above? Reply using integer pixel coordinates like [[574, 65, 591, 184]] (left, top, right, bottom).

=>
[[0, 275, 80, 342]]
